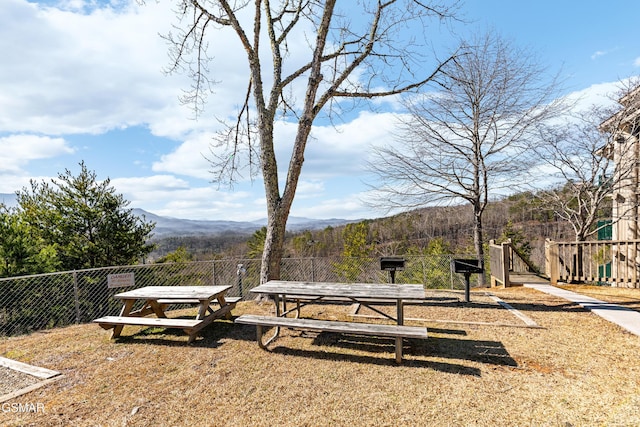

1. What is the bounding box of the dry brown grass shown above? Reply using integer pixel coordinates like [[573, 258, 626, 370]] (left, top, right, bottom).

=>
[[1, 287, 640, 426]]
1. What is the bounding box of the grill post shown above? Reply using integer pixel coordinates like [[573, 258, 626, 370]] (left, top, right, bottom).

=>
[[451, 259, 483, 302], [380, 257, 405, 284]]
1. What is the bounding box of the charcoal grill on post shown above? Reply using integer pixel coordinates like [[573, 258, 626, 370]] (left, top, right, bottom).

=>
[[380, 257, 405, 283], [451, 259, 483, 302]]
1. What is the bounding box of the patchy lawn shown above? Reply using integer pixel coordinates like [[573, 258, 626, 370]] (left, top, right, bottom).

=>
[[1, 286, 639, 426]]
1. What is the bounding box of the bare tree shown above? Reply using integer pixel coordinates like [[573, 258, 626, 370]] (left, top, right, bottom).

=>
[[366, 31, 563, 283], [535, 79, 640, 242], [163, 0, 460, 284]]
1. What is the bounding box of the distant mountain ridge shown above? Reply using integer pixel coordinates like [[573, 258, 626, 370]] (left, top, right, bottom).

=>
[[1, 193, 355, 237], [134, 209, 356, 238]]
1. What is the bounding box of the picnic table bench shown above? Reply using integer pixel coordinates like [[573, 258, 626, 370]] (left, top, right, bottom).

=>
[[235, 314, 428, 363], [236, 281, 428, 363], [93, 285, 236, 343]]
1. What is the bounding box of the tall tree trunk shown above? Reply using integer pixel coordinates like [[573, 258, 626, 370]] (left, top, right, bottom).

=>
[[260, 204, 287, 284], [473, 206, 487, 287], [257, 2, 330, 284], [259, 120, 314, 285]]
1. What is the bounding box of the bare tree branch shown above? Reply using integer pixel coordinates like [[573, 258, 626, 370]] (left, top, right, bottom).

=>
[[162, 0, 462, 284], [536, 79, 640, 241], [365, 30, 565, 284]]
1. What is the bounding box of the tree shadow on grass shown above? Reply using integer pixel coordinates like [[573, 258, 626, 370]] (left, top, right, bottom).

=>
[[412, 300, 505, 310], [310, 331, 516, 368], [225, 322, 512, 375], [115, 318, 514, 377], [503, 300, 588, 314], [422, 336, 518, 367], [268, 344, 482, 375]]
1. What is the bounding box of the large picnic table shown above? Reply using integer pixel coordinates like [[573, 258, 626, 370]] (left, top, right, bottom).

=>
[[250, 280, 425, 324], [235, 281, 428, 363], [93, 285, 236, 343]]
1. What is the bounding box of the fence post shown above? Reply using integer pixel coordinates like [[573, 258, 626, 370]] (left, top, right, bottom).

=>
[[72, 270, 81, 324], [421, 258, 428, 288], [448, 255, 455, 289], [545, 239, 559, 285], [212, 261, 217, 286], [501, 241, 511, 287], [489, 240, 498, 287], [237, 263, 246, 297]]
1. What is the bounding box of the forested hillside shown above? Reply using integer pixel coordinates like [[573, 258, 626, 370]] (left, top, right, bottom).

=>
[[151, 192, 576, 270]]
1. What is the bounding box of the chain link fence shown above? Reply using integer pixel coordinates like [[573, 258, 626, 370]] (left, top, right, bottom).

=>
[[0, 254, 477, 337]]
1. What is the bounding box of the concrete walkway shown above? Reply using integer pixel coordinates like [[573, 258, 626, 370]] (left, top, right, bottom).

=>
[[524, 283, 640, 337]]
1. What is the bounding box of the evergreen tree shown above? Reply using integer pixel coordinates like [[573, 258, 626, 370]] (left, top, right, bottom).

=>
[[0, 206, 59, 277], [17, 162, 155, 270], [246, 227, 267, 259], [155, 246, 194, 263]]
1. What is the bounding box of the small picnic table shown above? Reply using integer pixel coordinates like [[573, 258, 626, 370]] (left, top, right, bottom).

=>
[[235, 281, 428, 363], [93, 285, 235, 343]]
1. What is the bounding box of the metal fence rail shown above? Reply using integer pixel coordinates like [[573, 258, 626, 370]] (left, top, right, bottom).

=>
[[0, 255, 476, 337]]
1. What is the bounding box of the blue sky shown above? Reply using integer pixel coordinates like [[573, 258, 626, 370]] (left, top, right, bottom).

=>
[[1, 0, 639, 221]]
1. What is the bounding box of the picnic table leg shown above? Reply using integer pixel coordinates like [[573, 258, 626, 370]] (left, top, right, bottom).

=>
[[215, 295, 233, 320], [112, 299, 135, 339], [260, 294, 281, 347], [395, 337, 403, 364], [396, 299, 404, 325], [148, 300, 168, 318], [256, 324, 267, 349], [396, 299, 404, 363], [196, 300, 209, 320], [275, 294, 281, 317]]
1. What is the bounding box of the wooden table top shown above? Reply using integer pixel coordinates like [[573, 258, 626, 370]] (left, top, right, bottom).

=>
[[114, 285, 232, 300], [250, 281, 425, 300]]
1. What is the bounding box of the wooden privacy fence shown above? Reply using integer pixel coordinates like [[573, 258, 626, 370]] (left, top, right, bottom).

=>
[[545, 239, 640, 288]]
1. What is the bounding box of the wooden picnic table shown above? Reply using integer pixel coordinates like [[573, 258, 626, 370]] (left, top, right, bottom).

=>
[[250, 280, 425, 324], [236, 281, 427, 363], [93, 285, 235, 343]]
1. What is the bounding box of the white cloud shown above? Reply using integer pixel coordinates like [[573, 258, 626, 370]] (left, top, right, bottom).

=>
[[151, 187, 264, 222], [292, 195, 373, 220], [561, 81, 620, 112], [110, 174, 265, 220], [151, 134, 213, 180], [0, 0, 248, 137], [152, 109, 399, 184], [0, 175, 44, 194], [634, 57, 640, 67], [303, 111, 398, 179], [1, 1, 159, 133], [0, 134, 74, 173], [3, 0, 638, 222], [590, 47, 622, 61], [110, 175, 191, 192], [295, 180, 326, 199]]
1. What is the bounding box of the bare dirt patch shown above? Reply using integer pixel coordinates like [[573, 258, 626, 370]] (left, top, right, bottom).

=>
[[1, 286, 639, 426]]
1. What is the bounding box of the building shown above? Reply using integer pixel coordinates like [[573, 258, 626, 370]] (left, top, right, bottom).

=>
[[599, 83, 640, 283], [600, 84, 640, 241]]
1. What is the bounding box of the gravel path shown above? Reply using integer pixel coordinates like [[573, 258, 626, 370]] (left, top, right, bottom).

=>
[[0, 366, 41, 396]]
